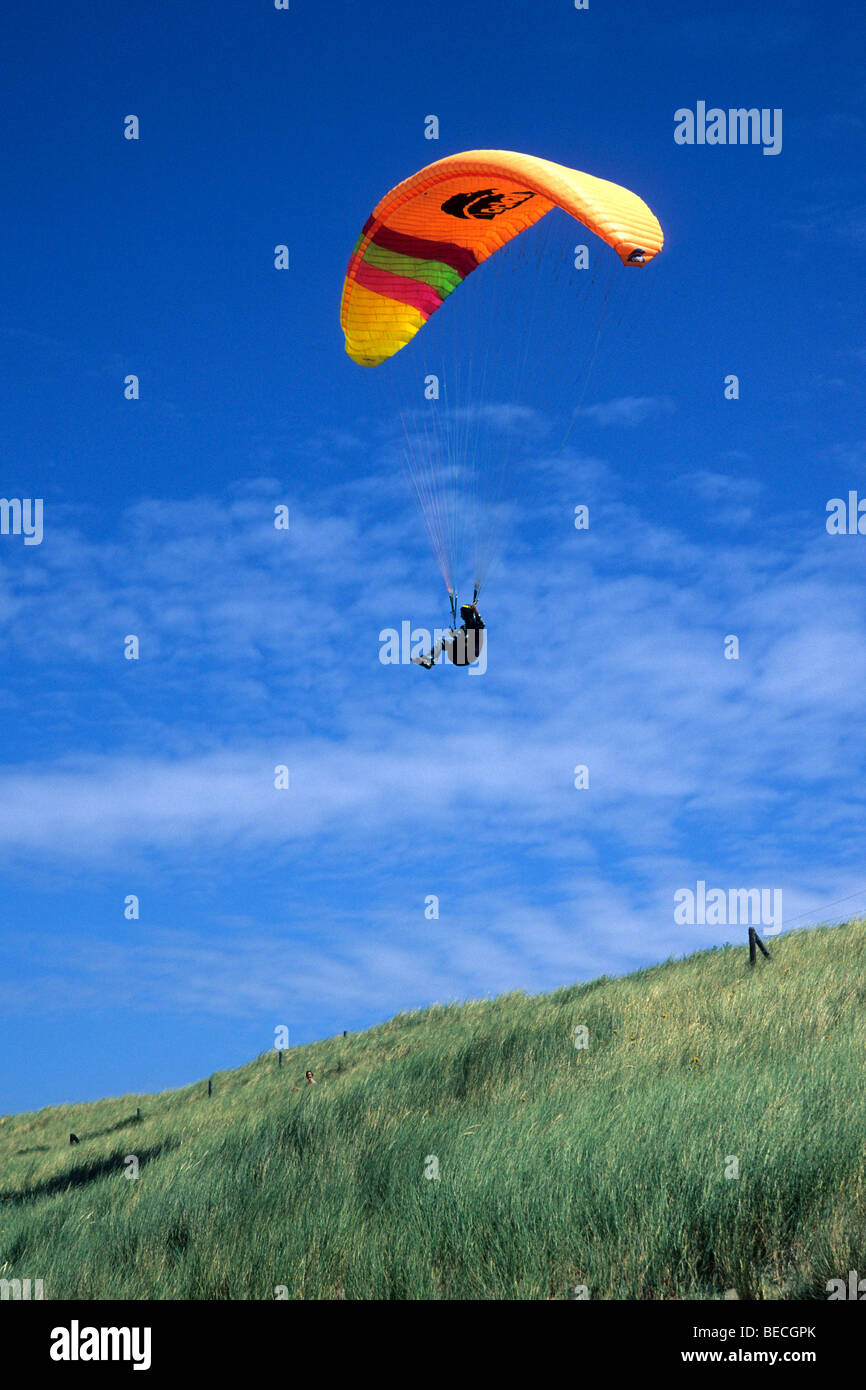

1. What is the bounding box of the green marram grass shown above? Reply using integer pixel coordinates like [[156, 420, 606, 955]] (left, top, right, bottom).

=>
[[2, 920, 866, 1300]]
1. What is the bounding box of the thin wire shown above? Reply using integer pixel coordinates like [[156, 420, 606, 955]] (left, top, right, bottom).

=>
[[781, 886, 866, 928]]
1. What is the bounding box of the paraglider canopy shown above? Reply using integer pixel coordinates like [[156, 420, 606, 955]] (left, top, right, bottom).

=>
[[341, 149, 663, 367]]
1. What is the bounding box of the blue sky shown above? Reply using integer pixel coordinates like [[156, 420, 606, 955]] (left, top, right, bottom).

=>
[[2, 0, 865, 1113]]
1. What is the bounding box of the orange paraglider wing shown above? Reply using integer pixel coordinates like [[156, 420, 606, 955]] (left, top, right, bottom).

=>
[[340, 149, 663, 367]]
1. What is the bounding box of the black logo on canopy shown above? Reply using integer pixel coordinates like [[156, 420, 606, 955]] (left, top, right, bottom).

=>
[[441, 189, 536, 220]]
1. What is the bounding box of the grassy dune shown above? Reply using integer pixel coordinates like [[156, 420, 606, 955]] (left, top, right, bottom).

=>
[[2, 920, 865, 1300]]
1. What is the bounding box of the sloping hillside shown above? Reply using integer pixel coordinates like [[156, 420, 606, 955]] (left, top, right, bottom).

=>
[[2, 921, 865, 1299]]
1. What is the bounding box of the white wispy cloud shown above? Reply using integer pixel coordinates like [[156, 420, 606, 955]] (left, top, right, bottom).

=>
[[2, 433, 865, 1024], [679, 470, 763, 525], [578, 395, 675, 427]]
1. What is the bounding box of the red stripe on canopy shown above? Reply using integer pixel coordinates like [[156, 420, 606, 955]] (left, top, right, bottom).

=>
[[353, 260, 442, 317]]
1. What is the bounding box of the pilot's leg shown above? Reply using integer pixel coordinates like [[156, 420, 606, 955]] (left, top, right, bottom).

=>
[[411, 634, 448, 669]]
